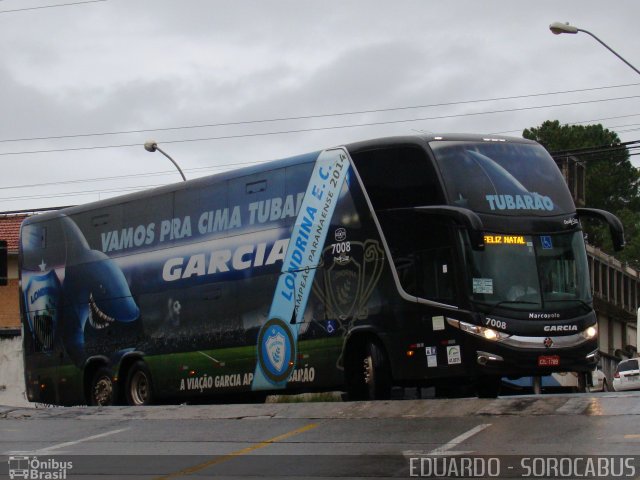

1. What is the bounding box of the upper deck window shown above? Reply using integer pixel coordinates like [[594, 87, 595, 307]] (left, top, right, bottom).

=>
[[429, 140, 575, 215], [349, 146, 444, 210]]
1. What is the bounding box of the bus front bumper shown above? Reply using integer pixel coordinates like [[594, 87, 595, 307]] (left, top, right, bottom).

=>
[[470, 338, 600, 376], [445, 318, 600, 376]]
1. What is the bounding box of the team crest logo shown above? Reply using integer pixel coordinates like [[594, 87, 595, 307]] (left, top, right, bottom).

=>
[[543, 337, 554, 348], [257, 318, 295, 383], [266, 330, 286, 372], [24, 270, 60, 353], [314, 239, 384, 322]]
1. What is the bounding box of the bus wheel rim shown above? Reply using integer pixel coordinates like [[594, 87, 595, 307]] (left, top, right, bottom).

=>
[[364, 356, 373, 385], [94, 377, 112, 405], [131, 371, 148, 405]]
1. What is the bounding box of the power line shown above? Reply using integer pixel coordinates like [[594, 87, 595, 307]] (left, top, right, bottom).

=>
[[1, 83, 639, 144], [565, 114, 640, 126], [2, 94, 640, 157], [491, 113, 640, 135], [5, 134, 639, 194], [0, 183, 167, 202], [550, 140, 640, 155], [556, 147, 640, 160], [1, 117, 638, 196], [616, 127, 640, 134], [1, 94, 637, 203], [550, 142, 640, 163], [0, 160, 264, 191], [608, 122, 640, 129], [0, 0, 106, 14], [1, 140, 637, 204], [11, 128, 634, 193]]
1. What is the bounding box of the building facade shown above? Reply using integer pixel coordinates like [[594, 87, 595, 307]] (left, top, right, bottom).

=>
[[0, 214, 28, 334]]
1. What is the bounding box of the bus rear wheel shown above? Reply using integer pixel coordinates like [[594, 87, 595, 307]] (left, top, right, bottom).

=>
[[126, 361, 154, 406], [90, 367, 117, 406], [347, 340, 391, 400], [576, 372, 588, 393]]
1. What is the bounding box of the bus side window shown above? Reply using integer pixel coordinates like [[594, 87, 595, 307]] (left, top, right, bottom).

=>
[[21, 220, 67, 271], [229, 168, 285, 232], [383, 213, 457, 303], [404, 224, 456, 302], [246, 180, 267, 194]]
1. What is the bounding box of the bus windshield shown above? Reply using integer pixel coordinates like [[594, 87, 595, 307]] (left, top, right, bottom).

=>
[[465, 231, 592, 311], [430, 140, 576, 215]]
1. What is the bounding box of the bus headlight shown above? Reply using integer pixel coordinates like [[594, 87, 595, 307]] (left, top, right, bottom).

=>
[[582, 325, 597, 339], [483, 328, 499, 341], [447, 318, 509, 342]]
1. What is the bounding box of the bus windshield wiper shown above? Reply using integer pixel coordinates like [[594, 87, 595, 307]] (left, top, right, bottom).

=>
[[475, 300, 538, 307], [473, 300, 539, 314], [488, 300, 540, 314], [543, 298, 592, 310]]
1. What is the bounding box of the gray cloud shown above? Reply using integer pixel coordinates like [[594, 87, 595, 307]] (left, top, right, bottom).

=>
[[0, 0, 638, 210]]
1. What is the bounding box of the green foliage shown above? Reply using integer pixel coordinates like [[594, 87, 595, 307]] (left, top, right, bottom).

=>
[[615, 209, 640, 268], [523, 120, 640, 268], [523, 120, 618, 151]]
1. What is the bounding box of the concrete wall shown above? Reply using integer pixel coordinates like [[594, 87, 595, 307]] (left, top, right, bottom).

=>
[[0, 336, 28, 407], [598, 314, 609, 353], [627, 325, 637, 351]]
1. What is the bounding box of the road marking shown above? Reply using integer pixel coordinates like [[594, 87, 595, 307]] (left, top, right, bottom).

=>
[[155, 422, 319, 479], [556, 397, 592, 414], [403, 423, 492, 457], [429, 423, 491, 456], [5, 427, 130, 455]]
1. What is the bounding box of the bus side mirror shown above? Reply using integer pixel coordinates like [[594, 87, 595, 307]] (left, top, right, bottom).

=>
[[413, 206, 485, 251], [576, 208, 625, 251], [0, 240, 7, 286]]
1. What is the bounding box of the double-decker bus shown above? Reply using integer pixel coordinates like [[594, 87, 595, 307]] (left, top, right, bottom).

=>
[[18, 134, 623, 406]]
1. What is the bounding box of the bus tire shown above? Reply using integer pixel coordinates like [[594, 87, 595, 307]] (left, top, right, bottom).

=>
[[125, 360, 154, 406], [476, 376, 501, 398], [532, 376, 542, 395], [576, 372, 587, 393], [90, 367, 118, 406], [346, 340, 391, 400]]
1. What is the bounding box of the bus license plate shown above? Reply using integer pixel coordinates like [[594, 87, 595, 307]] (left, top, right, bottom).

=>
[[538, 355, 560, 367]]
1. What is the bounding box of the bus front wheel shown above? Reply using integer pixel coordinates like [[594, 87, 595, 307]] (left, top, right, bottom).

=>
[[532, 376, 542, 395], [125, 361, 155, 406], [576, 372, 588, 393], [90, 367, 118, 406], [347, 340, 391, 400]]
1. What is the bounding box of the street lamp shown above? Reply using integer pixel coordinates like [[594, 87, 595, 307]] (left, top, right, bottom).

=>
[[549, 22, 640, 76], [144, 140, 187, 182]]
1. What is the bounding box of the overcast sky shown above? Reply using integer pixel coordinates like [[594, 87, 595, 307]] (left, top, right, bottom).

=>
[[1, 0, 639, 212]]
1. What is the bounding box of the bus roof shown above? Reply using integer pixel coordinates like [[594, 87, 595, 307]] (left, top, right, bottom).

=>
[[24, 133, 535, 224]]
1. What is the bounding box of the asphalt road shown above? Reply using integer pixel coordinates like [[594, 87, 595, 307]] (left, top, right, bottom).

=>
[[1, 391, 639, 479]]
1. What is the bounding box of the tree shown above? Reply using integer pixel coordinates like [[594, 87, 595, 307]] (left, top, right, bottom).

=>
[[523, 120, 640, 268]]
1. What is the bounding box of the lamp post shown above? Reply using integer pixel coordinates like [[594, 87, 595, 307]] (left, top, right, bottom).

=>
[[549, 22, 640, 76], [144, 141, 187, 182]]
